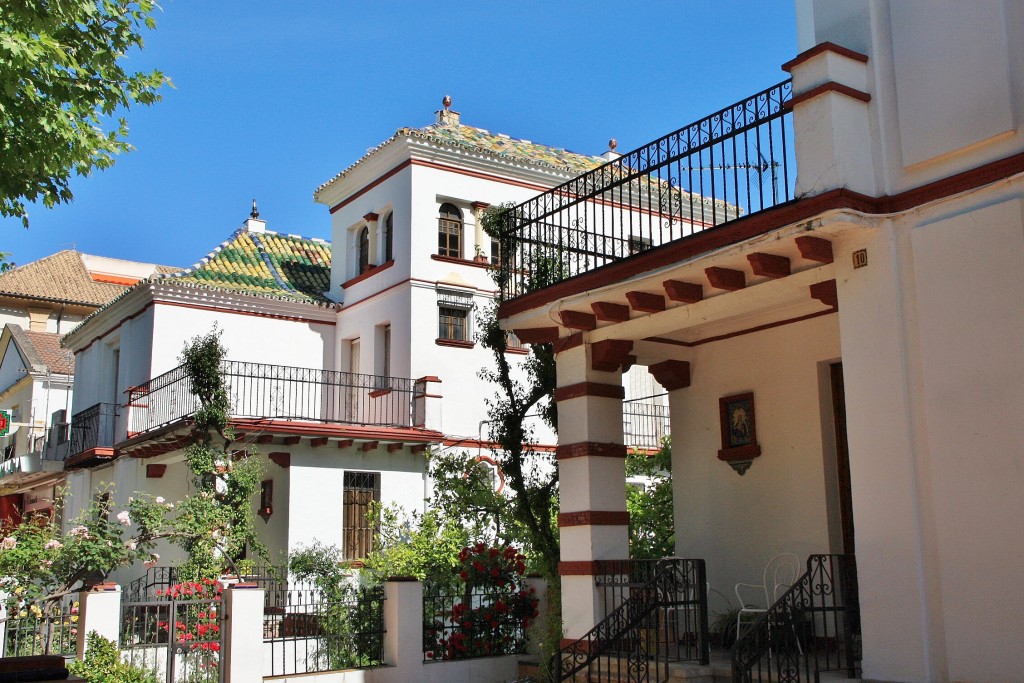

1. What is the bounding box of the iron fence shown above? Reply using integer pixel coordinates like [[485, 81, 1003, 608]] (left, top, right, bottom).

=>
[[69, 402, 119, 456], [263, 579, 385, 676], [1, 596, 78, 657], [127, 360, 416, 436], [498, 80, 794, 299], [623, 394, 671, 451], [120, 592, 222, 683], [556, 558, 708, 683], [422, 577, 532, 662], [732, 554, 860, 683]]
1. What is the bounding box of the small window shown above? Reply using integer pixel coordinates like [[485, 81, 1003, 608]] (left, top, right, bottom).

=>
[[358, 227, 370, 273], [343, 471, 380, 560], [383, 325, 391, 377], [438, 307, 468, 341], [383, 213, 394, 262], [490, 236, 501, 266], [506, 330, 525, 350], [628, 235, 652, 255], [438, 203, 463, 258], [260, 480, 273, 510]]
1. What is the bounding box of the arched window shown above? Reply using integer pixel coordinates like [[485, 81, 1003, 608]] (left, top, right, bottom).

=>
[[383, 213, 394, 262], [438, 203, 462, 258], [357, 226, 370, 273]]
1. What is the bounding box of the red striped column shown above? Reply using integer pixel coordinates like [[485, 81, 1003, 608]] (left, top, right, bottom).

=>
[[553, 341, 630, 641]]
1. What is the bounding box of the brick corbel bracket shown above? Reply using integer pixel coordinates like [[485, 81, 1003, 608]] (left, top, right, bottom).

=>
[[649, 360, 691, 391], [591, 339, 634, 372], [269, 452, 291, 469]]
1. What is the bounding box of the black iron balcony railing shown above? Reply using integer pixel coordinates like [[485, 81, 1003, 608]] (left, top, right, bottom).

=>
[[70, 402, 120, 456], [126, 360, 417, 436], [498, 80, 794, 300], [623, 394, 671, 451]]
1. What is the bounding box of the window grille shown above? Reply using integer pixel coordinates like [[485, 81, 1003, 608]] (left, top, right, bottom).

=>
[[358, 227, 370, 273], [383, 213, 394, 262], [343, 471, 380, 560], [438, 307, 468, 341]]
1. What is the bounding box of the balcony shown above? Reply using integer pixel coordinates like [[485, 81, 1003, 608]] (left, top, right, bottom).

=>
[[623, 394, 671, 451], [497, 80, 794, 302], [66, 402, 120, 465], [126, 360, 418, 438]]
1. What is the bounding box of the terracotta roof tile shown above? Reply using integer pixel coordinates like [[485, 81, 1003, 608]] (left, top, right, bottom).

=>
[[0, 251, 126, 306], [22, 330, 74, 374]]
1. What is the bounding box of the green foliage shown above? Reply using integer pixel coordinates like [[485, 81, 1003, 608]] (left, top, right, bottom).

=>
[[0, 488, 175, 617], [625, 438, 675, 559], [359, 504, 470, 582], [176, 328, 265, 580], [68, 632, 159, 683], [0, 1, 170, 227], [0, 251, 13, 271]]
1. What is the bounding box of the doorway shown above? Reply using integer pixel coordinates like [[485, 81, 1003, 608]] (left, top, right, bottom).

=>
[[830, 362, 856, 555]]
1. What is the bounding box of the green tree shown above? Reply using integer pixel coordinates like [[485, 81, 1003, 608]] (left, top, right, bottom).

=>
[[626, 438, 675, 559], [0, 251, 14, 271], [0, 1, 169, 226], [173, 328, 266, 579]]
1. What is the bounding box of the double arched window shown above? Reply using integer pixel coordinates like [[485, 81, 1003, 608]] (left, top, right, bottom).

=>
[[438, 203, 462, 258]]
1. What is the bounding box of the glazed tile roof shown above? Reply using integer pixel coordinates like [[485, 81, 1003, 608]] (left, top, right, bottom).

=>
[[0, 251, 130, 307], [316, 120, 605, 196], [158, 228, 332, 305]]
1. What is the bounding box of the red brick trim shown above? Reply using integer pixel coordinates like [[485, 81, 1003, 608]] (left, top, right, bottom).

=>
[[558, 561, 603, 576], [795, 235, 834, 263], [368, 388, 393, 399], [786, 82, 871, 109], [559, 310, 598, 331], [329, 160, 412, 213], [591, 301, 630, 322], [411, 444, 428, 454], [269, 452, 291, 468], [363, 212, 379, 222], [337, 439, 354, 448], [557, 510, 630, 527], [554, 382, 625, 402], [471, 201, 491, 210], [310, 437, 328, 447], [387, 443, 403, 453], [782, 41, 869, 73], [362, 441, 379, 452], [555, 442, 627, 460], [810, 279, 839, 308], [341, 260, 394, 289], [430, 253, 493, 270], [553, 333, 584, 354], [435, 338, 475, 349], [256, 434, 275, 444], [747, 252, 791, 278], [282, 436, 300, 446], [649, 359, 691, 391], [512, 327, 559, 344], [706, 266, 746, 291], [415, 376, 443, 384], [146, 464, 167, 478], [625, 291, 665, 313], [591, 339, 633, 372], [646, 308, 836, 348], [663, 280, 703, 303]]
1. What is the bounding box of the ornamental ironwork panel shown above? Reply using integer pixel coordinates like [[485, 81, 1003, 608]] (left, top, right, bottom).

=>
[[498, 80, 794, 300]]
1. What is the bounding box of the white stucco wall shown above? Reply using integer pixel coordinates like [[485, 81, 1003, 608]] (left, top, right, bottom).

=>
[[671, 313, 841, 615]]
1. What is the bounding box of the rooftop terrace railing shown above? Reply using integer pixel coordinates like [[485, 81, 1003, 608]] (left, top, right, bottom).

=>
[[127, 360, 416, 436], [498, 80, 794, 300]]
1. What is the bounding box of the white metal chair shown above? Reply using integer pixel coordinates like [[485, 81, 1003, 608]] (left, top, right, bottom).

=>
[[734, 553, 801, 645]]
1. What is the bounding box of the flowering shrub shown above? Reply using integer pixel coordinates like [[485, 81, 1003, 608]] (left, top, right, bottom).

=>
[[155, 580, 222, 681], [425, 543, 538, 661]]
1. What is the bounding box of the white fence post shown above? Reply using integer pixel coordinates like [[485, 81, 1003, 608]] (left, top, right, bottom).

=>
[[76, 582, 122, 658], [525, 575, 548, 656], [383, 578, 423, 677], [221, 583, 264, 683]]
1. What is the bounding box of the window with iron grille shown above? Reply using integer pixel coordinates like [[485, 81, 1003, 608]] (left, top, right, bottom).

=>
[[438, 307, 468, 341], [438, 203, 462, 258], [383, 213, 393, 262], [343, 471, 380, 560]]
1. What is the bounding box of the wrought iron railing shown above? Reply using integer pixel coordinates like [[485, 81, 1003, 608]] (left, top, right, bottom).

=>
[[498, 80, 794, 300], [557, 558, 708, 683], [732, 554, 860, 682], [1, 596, 78, 657], [623, 394, 671, 451], [422, 576, 533, 662], [127, 360, 417, 436], [264, 579, 385, 676], [69, 402, 120, 456]]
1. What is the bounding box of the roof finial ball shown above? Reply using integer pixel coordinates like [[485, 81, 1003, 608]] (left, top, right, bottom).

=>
[[442, 95, 452, 111], [609, 138, 618, 152], [250, 199, 259, 220]]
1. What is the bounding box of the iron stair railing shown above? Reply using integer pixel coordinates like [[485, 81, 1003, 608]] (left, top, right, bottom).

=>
[[732, 554, 860, 683], [556, 558, 708, 683]]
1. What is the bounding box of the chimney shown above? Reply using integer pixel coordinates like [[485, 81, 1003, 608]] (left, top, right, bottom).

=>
[[435, 95, 461, 126], [244, 198, 266, 233], [600, 138, 621, 162]]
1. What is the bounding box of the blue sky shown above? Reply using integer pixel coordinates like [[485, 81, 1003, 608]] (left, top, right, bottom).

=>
[[2, 1, 796, 269]]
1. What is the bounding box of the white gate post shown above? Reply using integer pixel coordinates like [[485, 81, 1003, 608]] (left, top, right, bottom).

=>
[[76, 582, 122, 658], [221, 583, 264, 683], [383, 578, 423, 677]]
